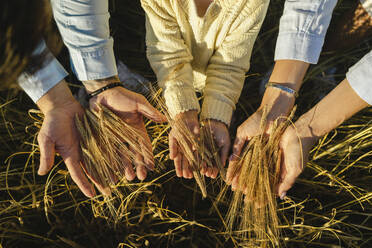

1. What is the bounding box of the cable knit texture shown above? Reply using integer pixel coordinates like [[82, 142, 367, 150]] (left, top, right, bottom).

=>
[[141, 0, 269, 125]]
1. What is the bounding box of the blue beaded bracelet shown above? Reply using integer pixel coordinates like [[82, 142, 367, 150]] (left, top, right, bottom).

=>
[[265, 82, 298, 98]]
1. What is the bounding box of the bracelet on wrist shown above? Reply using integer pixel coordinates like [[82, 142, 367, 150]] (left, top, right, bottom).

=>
[[86, 81, 123, 101], [265, 82, 299, 98]]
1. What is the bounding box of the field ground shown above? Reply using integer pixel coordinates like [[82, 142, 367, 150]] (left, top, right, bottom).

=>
[[1, 0, 372, 247]]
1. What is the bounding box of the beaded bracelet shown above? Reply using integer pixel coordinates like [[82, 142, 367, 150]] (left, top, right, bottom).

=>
[[86, 82, 123, 101], [265, 82, 298, 98]]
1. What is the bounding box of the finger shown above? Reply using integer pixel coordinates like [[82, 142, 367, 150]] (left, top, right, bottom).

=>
[[121, 154, 136, 181], [134, 153, 147, 181], [124, 164, 136, 181], [226, 159, 239, 185], [277, 172, 298, 199], [37, 134, 56, 175], [138, 99, 167, 122], [84, 171, 111, 196], [232, 137, 246, 160], [174, 154, 183, 177], [220, 143, 230, 168], [138, 126, 155, 170], [205, 166, 212, 178], [182, 155, 193, 179], [210, 167, 218, 179], [169, 134, 179, 160], [192, 124, 200, 136], [200, 161, 207, 175], [63, 156, 96, 198], [231, 175, 239, 191]]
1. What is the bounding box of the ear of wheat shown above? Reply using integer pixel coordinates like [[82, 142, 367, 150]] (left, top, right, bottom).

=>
[[225, 107, 296, 247], [75, 103, 153, 222], [150, 87, 226, 199]]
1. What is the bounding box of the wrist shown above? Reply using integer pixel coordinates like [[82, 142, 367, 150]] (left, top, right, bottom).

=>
[[36, 80, 79, 114], [258, 87, 296, 121], [83, 75, 120, 93], [202, 118, 228, 127], [174, 110, 198, 121], [269, 60, 310, 91], [293, 113, 322, 142]]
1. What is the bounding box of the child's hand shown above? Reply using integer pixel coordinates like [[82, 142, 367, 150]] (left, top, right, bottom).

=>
[[169, 110, 200, 179], [201, 120, 230, 179]]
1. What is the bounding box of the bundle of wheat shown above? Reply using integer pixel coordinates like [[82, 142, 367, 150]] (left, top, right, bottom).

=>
[[225, 107, 296, 247], [200, 120, 226, 181], [150, 88, 225, 198], [75, 104, 153, 221]]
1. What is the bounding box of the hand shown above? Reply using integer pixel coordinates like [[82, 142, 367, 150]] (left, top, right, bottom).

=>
[[200, 119, 230, 179], [87, 85, 166, 181], [277, 119, 318, 199], [226, 88, 295, 188], [169, 110, 200, 179], [37, 81, 96, 197]]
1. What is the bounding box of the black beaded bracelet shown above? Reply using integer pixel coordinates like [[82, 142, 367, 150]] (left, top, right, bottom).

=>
[[86, 82, 123, 101]]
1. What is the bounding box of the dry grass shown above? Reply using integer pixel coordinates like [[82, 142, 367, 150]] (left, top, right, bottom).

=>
[[149, 88, 227, 199], [150, 88, 208, 198], [0, 87, 372, 248], [223, 107, 295, 247], [74, 103, 156, 222], [1, 0, 372, 246]]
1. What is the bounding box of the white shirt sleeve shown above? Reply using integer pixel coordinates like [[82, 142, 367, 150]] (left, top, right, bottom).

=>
[[275, 0, 371, 106], [346, 51, 372, 105], [274, 0, 337, 64], [17, 41, 68, 103], [51, 0, 117, 81]]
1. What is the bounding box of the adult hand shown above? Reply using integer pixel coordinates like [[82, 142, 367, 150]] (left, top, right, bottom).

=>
[[226, 88, 296, 188], [37, 80, 96, 197], [277, 78, 369, 199], [85, 79, 167, 182], [201, 119, 230, 179], [169, 110, 200, 179], [277, 119, 318, 199]]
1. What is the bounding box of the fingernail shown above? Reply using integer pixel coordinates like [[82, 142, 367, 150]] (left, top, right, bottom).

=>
[[280, 192, 286, 200], [38, 168, 45, 176]]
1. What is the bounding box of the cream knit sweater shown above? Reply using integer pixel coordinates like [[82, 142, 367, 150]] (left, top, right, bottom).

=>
[[141, 0, 269, 125]]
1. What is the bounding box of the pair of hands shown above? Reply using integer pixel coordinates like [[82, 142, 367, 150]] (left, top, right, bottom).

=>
[[169, 110, 230, 179], [37, 80, 166, 197], [225, 88, 318, 199]]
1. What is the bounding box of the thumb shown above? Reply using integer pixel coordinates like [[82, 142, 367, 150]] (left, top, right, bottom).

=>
[[138, 99, 167, 122], [192, 124, 200, 136], [220, 142, 230, 168], [169, 133, 179, 160], [231, 137, 246, 161], [277, 170, 299, 199], [37, 134, 56, 175]]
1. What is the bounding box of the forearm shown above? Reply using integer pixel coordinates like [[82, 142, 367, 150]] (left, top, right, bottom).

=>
[[36, 80, 77, 114], [18, 41, 69, 103], [295, 79, 369, 139], [258, 60, 309, 120], [268, 60, 309, 92]]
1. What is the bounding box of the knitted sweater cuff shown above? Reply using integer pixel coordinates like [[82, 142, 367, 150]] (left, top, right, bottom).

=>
[[163, 83, 200, 119], [200, 97, 233, 126]]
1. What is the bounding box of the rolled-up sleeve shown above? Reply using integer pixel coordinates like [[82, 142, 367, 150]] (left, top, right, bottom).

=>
[[346, 51, 372, 105], [274, 0, 337, 64], [51, 0, 117, 81], [18, 41, 68, 103]]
